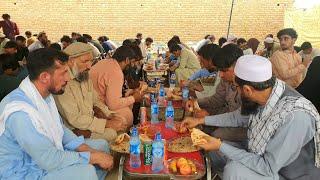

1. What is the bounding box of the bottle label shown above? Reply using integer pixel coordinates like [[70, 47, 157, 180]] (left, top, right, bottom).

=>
[[144, 142, 152, 165], [152, 147, 164, 158], [166, 110, 174, 118], [130, 144, 140, 154], [159, 90, 165, 97], [151, 105, 159, 114]]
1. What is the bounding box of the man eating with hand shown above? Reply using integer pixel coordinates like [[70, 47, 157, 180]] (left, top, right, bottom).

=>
[[182, 55, 320, 179]]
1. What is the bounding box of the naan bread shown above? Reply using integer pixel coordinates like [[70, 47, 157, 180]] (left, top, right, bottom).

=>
[[191, 128, 210, 146], [140, 84, 148, 94], [193, 101, 201, 111], [111, 133, 144, 154], [114, 133, 130, 144], [110, 141, 130, 154]]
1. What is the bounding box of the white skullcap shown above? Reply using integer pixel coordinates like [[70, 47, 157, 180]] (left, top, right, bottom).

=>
[[234, 55, 272, 82], [227, 34, 237, 42], [0, 32, 5, 38], [221, 42, 230, 48], [221, 41, 236, 48], [264, 37, 274, 44]]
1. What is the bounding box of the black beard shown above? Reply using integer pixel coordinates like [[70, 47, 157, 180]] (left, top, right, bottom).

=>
[[40, 40, 48, 47], [208, 67, 216, 73], [281, 46, 289, 51], [240, 95, 260, 115], [123, 65, 134, 75], [76, 70, 89, 82], [123, 67, 130, 76], [49, 88, 65, 95]]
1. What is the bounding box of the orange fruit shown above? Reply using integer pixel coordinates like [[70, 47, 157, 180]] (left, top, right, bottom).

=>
[[180, 164, 192, 175], [177, 158, 188, 168], [169, 160, 177, 173]]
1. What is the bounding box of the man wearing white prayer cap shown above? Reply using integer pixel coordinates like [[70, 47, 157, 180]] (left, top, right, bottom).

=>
[[182, 55, 320, 179], [193, 34, 215, 52], [256, 37, 280, 58], [226, 34, 237, 43], [264, 37, 274, 44], [194, 44, 245, 142]]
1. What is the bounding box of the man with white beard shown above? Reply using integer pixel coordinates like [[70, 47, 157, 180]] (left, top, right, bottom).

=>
[[54, 42, 127, 142]]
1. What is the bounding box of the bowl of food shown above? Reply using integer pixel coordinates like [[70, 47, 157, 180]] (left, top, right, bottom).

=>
[[168, 157, 205, 180], [158, 63, 169, 70], [145, 65, 154, 71], [167, 136, 200, 153], [173, 122, 189, 134], [166, 88, 183, 101], [137, 124, 160, 139]]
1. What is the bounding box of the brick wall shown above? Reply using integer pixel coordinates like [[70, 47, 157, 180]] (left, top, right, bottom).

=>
[[0, 0, 293, 43]]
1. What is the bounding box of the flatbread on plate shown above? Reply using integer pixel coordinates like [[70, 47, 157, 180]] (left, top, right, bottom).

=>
[[167, 136, 200, 153], [110, 133, 147, 154]]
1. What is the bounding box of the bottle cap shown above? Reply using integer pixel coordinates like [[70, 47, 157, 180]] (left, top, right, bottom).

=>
[[132, 127, 138, 136], [155, 132, 162, 141]]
